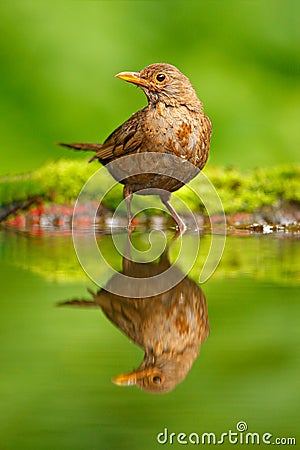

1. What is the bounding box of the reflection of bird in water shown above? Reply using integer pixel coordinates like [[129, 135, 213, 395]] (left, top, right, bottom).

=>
[[58, 252, 209, 394]]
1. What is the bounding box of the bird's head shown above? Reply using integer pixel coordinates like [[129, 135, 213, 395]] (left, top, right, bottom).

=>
[[115, 63, 202, 111], [112, 347, 199, 394]]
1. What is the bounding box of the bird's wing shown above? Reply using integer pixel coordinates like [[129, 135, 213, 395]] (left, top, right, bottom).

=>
[[96, 292, 145, 348], [90, 108, 146, 163]]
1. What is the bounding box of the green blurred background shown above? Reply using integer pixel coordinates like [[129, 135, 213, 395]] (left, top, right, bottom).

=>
[[0, 0, 299, 176]]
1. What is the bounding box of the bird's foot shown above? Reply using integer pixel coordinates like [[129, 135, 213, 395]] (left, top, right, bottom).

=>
[[174, 221, 187, 238], [127, 219, 134, 234]]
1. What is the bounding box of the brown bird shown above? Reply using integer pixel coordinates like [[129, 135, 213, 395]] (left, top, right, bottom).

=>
[[59, 63, 212, 232], [58, 249, 210, 394]]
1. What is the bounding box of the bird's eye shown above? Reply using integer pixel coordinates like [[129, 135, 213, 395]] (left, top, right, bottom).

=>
[[152, 376, 162, 384], [156, 73, 166, 83]]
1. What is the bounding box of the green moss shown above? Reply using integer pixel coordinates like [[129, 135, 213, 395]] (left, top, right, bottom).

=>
[[0, 160, 299, 214], [199, 164, 300, 213]]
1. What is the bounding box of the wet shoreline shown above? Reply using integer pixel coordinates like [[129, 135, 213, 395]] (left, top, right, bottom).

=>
[[1, 201, 299, 235]]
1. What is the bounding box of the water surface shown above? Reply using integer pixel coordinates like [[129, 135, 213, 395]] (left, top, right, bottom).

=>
[[0, 229, 299, 449]]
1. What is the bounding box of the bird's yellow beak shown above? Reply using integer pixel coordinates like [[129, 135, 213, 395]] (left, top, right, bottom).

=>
[[112, 368, 151, 386], [115, 71, 148, 88]]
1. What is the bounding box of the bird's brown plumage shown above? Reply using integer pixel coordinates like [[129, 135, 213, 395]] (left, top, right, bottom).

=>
[[58, 250, 210, 394], [59, 63, 212, 231]]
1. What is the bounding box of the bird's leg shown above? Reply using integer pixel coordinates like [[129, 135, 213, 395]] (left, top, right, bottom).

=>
[[123, 185, 133, 232], [160, 192, 186, 234], [122, 233, 132, 273]]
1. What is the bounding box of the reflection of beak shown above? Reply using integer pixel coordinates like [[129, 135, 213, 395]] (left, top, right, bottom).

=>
[[112, 368, 152, 386], [115, 71, 149, 88]]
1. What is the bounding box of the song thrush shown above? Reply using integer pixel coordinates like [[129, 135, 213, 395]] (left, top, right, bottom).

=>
[[58, 248, 210, 394], [59, 63, 212, 231]]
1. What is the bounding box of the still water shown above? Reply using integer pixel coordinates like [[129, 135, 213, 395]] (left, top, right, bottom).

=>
[[0, 228, 299, 449]]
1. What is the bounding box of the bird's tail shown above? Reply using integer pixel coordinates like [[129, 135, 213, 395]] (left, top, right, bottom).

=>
[[57, 142, 104, 162], [57, 142, 102, 152]]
